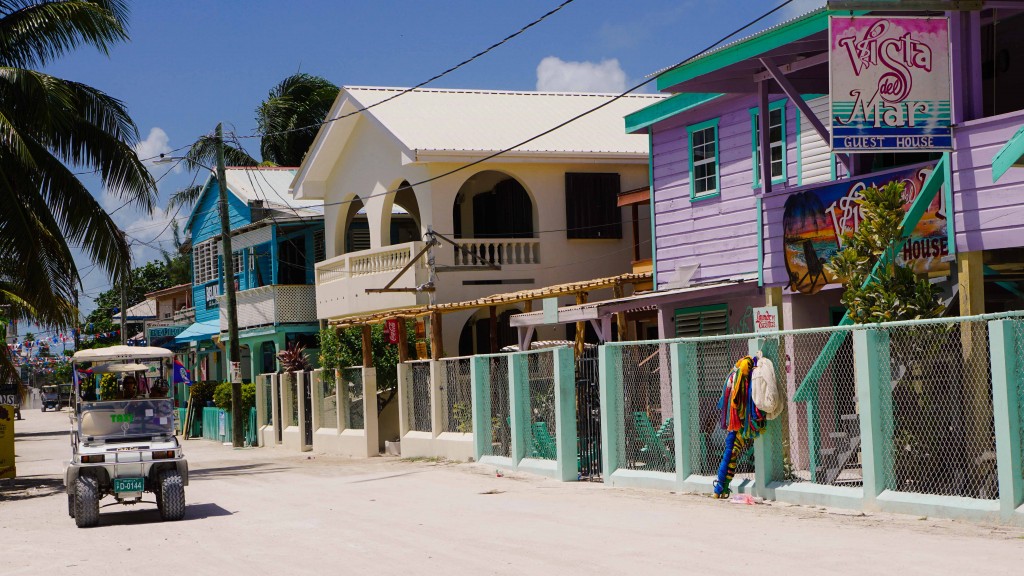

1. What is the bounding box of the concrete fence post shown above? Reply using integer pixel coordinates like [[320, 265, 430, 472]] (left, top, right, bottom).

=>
[[471, 356, 492, 461], [335, 369, 344, 430], [749, 337, 783, 497], [509, 353, 529, 469], [988, 319, 1024, 519], [397, 362, 412, 438], [430, 360, 445, 439], [310, 369, 322, 433], [363, 367, 379, 456], [671, 341, 696, 482], [552, 347, 578, 482], [854, 328, 893, 507], [599, 345, 623, 479]]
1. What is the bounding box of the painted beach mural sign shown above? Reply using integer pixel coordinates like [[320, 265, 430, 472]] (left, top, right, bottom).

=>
[[830, 16, 951, 152], [783, 163, 948, 295]]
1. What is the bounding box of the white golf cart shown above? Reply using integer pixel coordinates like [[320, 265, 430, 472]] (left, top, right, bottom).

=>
[[65, 346, 188, 528]]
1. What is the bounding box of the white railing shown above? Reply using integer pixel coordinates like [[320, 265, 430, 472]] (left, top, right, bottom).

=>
[[453, 239, 541, 266], [172, 307, 195, 323], [219, 285, 317, 330], [315, 241, 424, 285]]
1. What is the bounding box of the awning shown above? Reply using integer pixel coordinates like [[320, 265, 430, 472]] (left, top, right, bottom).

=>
[[992, 123, 1024, 183], [174, 319, 221, 343]]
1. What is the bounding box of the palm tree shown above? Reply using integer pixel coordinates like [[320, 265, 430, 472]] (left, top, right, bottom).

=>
[[0, 0, 156, 386], [168, 72, 338, 209]]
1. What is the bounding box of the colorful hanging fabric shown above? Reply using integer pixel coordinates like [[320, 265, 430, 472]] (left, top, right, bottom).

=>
[[713, 356, 767, 498]]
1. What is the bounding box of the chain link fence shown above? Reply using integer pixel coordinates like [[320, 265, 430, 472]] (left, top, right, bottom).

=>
[[878, 319, 997, 499], [316, 369, 337, 430], [442, 358, 473, 433], [522, 350, 557, 461], [783, 331, 859, 486], [281, 372, 298, 427], [406, 361, 432, 433], [341, 367, 364, 430], [685, 339, 751, 477], [486, 356, 511, 458], [616, 342, 675, 473], [1015, 319, 1024, 480], [260, 374, 273, 427]]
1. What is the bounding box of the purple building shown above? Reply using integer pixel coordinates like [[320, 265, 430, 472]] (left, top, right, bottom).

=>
[[625, 5, 1024, 338]]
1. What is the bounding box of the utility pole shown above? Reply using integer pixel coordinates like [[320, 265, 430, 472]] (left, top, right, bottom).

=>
[[72, 289, 80, 350], [120, 284, 127, 345], [216, 123, 244, 448]]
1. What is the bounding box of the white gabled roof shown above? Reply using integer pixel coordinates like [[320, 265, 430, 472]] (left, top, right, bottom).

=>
[[112, 299, 156, 321], [343, 86, 664, 156], [223, 167, 323, 216]]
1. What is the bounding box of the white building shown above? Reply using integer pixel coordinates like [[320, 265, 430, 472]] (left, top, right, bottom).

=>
[[292, 86, 664, 355]]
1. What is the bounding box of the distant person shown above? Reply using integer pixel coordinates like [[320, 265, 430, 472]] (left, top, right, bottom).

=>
[[121, 375, 138, 400]]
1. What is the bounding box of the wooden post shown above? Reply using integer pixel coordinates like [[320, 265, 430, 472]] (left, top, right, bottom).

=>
[[958, 250, 990, 469], [489, 305, 499, 354], [574, 292, 588, 359], [523, 299, 532, 313], [612, 282, 627, 342], [631, 204, 641, 262], [361, 324, 373, 368], [430, 311, 443, 361], [397, 317, 409, 363]]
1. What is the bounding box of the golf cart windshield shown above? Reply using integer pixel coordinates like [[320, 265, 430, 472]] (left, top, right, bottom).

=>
[[78, 399, 176, 440], [43, 386, 58, 394]]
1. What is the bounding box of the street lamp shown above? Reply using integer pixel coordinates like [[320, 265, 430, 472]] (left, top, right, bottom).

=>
[[155, 123, 243, 447]]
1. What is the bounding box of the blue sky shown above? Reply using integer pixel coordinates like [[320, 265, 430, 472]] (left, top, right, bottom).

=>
[[35, 0, 816, 321]]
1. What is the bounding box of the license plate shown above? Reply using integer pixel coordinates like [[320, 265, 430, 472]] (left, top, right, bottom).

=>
[[113, 477, 145, 492]]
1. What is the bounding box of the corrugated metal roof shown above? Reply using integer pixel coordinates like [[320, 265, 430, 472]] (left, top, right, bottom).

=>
[[647, 6, 827, 79], [223, 167, 323, 215], [343, 86, 665, 157]]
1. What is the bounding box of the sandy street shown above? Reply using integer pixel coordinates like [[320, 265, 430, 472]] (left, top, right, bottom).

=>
[[2, 409, 1023, 576]]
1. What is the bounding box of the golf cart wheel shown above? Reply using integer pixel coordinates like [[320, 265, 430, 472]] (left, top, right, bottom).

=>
[[41, 406, 46, 412], [74, 476, 99, 528], [158, 470, 185, 521], [68, 491, 75, 518]]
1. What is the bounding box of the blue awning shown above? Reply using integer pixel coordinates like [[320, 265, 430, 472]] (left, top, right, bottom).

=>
[[174, 319, 220, 343]]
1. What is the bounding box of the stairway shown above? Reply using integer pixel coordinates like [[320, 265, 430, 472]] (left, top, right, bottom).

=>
[[816, 413, 861, 485]]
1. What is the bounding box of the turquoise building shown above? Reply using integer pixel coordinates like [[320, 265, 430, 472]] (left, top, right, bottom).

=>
[[176, 167, 324, 383]]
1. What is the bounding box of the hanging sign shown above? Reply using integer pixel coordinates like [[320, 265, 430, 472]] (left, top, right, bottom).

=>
[[781, 162, 949, 295], [830, 16, 951, 152], [753, 307, 780, 333], [384, 318, 401, 344]]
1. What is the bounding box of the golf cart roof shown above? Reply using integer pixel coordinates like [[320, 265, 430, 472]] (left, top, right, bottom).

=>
[[92, 362, 152, 373], [72, 345, 173, 363]]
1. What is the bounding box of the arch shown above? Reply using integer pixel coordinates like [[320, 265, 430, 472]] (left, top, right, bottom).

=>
[[456, 306, 522, 356], [452, 171, 536, 239], [379, 179, 423, 247], [339, 195, 368, 254]]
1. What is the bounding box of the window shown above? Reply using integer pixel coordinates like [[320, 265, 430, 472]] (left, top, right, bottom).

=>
[[313, 229, 326, 263], [674, 304, 729, 337], [751, 100, 786, 187], [193, 240, 218, 284], [565, 173, 622, 239], [688, 118, 720, 200]]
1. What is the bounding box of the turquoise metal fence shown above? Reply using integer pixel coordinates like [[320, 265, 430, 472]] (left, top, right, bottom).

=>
[[201, 407, 232, 443]]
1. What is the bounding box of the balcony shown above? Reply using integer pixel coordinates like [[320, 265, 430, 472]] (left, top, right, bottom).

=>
[[452, 239, 540, 266], [172, 307, 195, 324], [218, 285, 317, 331], [315, 241, 431, 320]]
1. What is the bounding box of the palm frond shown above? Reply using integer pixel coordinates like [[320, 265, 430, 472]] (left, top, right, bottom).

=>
[[0, 0, 129, 69], [167, 183, 203, 210]]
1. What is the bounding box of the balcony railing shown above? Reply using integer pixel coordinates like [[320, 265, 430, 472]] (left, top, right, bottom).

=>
[[314, 241, 430, 320], [218, 285, 317, 331], [453, 239, 540, 266], [172, 307, 195, 323]]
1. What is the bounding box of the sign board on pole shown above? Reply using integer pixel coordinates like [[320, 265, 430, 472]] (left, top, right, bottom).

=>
[[753, 306, 780, 333], [230, 361, 241, 384], [0, 404, 15, 479], [385, 318, 401, 344], [830, 16, 951, 152]]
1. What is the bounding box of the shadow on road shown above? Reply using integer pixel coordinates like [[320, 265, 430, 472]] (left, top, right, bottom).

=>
[[97, 502, 234, 527], [346, 470, 424, 484], [0, 474, 65, 502], [189, 462, 290, 479], [14, 429, 70, 439]]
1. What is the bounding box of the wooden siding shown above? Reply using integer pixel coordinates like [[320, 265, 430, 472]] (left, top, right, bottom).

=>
[[652, 94, 798, 288], [951, 109, 1024, 253]]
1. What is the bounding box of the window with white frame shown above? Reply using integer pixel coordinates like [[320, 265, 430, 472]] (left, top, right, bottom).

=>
[[751, 101, 786, 186], [193, 240, 218, 284], [688, 119, 719, 199]]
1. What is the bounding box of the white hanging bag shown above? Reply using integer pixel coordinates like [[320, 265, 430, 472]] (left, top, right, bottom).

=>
[[751, 351, 783, 420]]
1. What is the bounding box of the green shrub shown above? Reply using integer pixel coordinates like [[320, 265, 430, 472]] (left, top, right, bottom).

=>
[[188, 380, 218, 405], [99, 373, 119, 400], [213, 381, 256, 413]]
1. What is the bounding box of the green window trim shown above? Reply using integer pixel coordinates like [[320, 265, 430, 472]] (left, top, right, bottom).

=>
[[687, 117, 721, 202], [674, 303, 729, 337], [796, 107, 802, 186], [749, 99, 787, 189]]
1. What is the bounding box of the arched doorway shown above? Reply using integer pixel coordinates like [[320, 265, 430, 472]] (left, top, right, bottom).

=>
[[453, 171, 534, 239], [341, 196, 369, 254], [382, 180, 422, 246], [457, 307, 521, 356]]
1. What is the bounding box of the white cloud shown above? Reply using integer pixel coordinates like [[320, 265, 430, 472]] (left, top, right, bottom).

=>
[[135, 127, 179, 175], [535, 57, 627, 93]]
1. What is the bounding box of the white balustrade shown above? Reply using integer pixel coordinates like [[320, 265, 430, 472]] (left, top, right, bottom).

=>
[[453, 239, 541, 266]]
